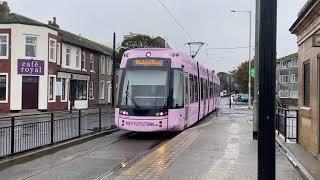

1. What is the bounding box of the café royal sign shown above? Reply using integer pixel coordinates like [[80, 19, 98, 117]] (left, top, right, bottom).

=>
[[17, 59, 44, 75]]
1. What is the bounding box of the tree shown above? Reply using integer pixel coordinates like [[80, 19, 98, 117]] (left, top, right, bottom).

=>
[[230, 59, 254, 95], [118, 34, 164, 59], [217, 72, 230, 92]]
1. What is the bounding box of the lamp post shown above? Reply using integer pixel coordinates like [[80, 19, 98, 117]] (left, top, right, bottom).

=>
[[231, 10, 252, 109]]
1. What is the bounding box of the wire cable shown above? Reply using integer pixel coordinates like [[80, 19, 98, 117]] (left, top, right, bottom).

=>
[[155, 0, 194, 41]]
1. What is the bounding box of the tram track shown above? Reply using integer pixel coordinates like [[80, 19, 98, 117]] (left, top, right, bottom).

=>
[[19, 131, 138, 180], [13, 131, 176, 180]]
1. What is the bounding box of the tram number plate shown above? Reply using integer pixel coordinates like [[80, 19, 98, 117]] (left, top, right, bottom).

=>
[[126, 122, 158, 127]]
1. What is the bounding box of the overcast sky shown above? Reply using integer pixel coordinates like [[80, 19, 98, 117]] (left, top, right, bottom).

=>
[[9, 0, 307, 72]]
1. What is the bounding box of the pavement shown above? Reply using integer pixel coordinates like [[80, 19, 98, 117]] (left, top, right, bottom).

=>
[[277, 135, 320, 179], [115, 101, 302, 180]]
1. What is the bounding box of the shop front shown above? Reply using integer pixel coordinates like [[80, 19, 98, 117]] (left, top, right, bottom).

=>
[[57, 72, 90, 110]]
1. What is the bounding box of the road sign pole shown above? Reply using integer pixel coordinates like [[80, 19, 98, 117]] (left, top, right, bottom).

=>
[[257, 0, 277, 179]]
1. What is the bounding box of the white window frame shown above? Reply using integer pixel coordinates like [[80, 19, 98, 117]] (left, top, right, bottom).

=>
[[107, 81, 112, 104], [76, 49, 80, 68], [291, 74, 297, 83], [89, 81, 94, 100], [61, 78, 68, 102], [82, 51, 86, 71], [107, 57, 112, 75], [281, 61, 288, 69], [0, 73, 8, 103], [65, 47, 71, 67], [25, 36, 37, 58], [279, 90, 289, 98], [290, 90, 298, 99], [90, 54, 95, 72], [49, 38, 57, 63], [48, 75, 56, 102], [0, 34, 9, 59], [100, 80, 105, 100], [280, 75, 289, 84], [291, 58, 298, 67], [57, 43, 61, 65], [100, 56, 106, 74]]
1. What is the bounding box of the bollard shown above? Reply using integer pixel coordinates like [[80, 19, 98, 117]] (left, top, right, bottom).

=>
[[50, 113, 54, 144], [99, 108, 102, 132], [10, 117, 15, 154], [78, 110, 81, 137]]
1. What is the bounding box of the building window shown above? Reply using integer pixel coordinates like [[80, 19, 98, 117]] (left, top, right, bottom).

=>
[[303, 62, 311, 107], [66, 48, 71, 66], [90, 54, 94, 72], [107, 57, 112, 75], [75, 80, 87, 100], [100, 56, 106, 74], [291, 74, 297, 83], [0, 74, 8, 103], [82, 51, 86, 70], [106, 81, 112, 104], [25, 36, 37, 57], [292, 58, 298, 67], [49, 39, 56, 62], [89, 81, 94, 99], [100, 80, 105, 100], [0, 34, 8, 59], [281, 61, 288, 69], [280, 75, 289, 84], [61, 78, 67, 102], [57, 43, 61, 65], [290, 91, 298, 99], [279, 90, 289, 98], [76, 50, 80, 68], [48, 75, 56, 102]]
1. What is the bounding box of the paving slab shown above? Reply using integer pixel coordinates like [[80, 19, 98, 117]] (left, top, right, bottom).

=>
[[115, 106, 301, 180]]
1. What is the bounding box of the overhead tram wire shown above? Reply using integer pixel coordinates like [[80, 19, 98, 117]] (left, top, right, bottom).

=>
[[155, 0, 194, 41]]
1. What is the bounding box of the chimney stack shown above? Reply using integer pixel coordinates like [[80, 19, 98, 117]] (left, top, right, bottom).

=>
[[48, 17, 59, 29], [0, 1, 10, 21]]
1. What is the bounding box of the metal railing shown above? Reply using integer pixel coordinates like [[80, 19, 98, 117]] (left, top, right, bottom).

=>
[[275, 107, 298, 142], [0, 107, 115, 158]]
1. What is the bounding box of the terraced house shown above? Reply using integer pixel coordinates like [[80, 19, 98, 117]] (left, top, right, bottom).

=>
[[276, 53, 299, 107], [0, 2, 113, 113]]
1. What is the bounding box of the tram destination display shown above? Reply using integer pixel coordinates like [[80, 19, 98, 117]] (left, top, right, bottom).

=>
[[127, 58, 171, 67]]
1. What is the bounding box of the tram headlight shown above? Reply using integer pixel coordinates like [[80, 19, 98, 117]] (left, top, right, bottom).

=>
[[120, 110, 129, 116], [155, 111, 167, 117]]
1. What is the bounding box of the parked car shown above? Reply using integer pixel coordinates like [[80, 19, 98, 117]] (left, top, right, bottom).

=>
[[239, 94, 249, 102]]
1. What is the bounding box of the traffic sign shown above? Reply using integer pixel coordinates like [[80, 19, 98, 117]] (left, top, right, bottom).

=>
[[250, 68, 255, 78]]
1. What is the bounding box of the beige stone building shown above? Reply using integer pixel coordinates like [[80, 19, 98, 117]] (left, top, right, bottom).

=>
[[290, 0, 320, 156]]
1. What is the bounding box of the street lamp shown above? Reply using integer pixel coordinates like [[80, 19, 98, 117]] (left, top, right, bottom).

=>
[[231, 10, 252, 109]]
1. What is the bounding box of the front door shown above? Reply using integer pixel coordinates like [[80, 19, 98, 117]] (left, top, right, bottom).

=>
[[22, 76, 39, 109], [184, 72, 189, 128]]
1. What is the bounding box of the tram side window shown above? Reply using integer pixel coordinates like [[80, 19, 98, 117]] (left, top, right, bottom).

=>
[[209, 82, 212, 98], [200, 78, 204, 100], [189, 75, 194, 103], [194, 75, 199, 102], [173, 70, 184, 107]]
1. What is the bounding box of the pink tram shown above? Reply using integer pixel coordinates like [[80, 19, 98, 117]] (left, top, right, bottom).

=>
[[115, 48, 220, 132]]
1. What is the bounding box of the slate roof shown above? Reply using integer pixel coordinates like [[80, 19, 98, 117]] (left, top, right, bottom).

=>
[[0, 13, 113, 55], [277, 53, 298, 62]]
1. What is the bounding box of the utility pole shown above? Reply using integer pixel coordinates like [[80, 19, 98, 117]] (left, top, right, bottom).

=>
[[248, 11, 252, 109], [257, 0, 277, 179], [111, 32, 116, 107], [253, 0, 260, 140]]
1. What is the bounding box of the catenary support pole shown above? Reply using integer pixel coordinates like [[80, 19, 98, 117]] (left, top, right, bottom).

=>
[[253, 0, 260, 140], [111, 32, 116, 107], [257, 0, 277, 179]]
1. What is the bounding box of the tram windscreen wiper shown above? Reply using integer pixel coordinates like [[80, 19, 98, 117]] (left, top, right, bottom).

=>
[[125, 81, 141, 109]]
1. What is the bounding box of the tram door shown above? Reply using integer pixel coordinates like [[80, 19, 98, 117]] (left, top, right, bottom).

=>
[[184, 72, 189, 128]]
